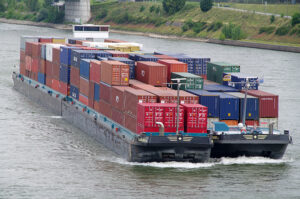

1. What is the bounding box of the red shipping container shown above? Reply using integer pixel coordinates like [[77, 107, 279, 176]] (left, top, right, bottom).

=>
[[124, 113, 137, 133], [100, 81, 111, 103], [88, 81, 95, 108], [153, 54, 177, 60], [51, 79, 60, 92], [25, 42, 32, 56], [81, 47, 99, 50], [94, 101, 100, 112], [111, 86, 129, 111], [32, 72, 38, 81], [80, 77, 89, 97], [79, 93, 89, 106], [201, 75, 207, 80], [52, 47, 60, 64], [70, 66, 80, 87], [105, 50, 129, 58], [157, 59, 188, 82], [162, 103, 184, 133], [112, 108, 125, 126], [124, 88, 157, 117], [39, 38, 53, 43], [59, 81, 70, 96], [31, 42, 40, 58], [52, 62, 60, 80], [100, 60, 130, 86], [136, 61, 167, 87], [181, 104, 208, 133], [45, 61, 52, 78], [242, 90, 279, 118], [167, 90, 199, 104], [245, 120, 259, 127], [20, 62, 26, 75], [46, 76, 52, 87], [90, 60, 101, 84], [129, 79, 154, 90], [99, 99, 112, 118], [31, 58, 39, 73], [25, 56, 32, 71], [38, 59, 46, 74], [20, 50, 25, 64]]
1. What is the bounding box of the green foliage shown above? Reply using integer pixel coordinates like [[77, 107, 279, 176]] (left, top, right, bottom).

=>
[[96, 9, 108, 20], [36, 8, 48, 22], [43, 0, 52, 8], [290, 24, 300, 36], [150, 5, 155, 13], [291, 12, 300, 27], [259, 26, 275, 34], [46, 7, 64, 23], [281, 13, 284, 18], [155, 6, 160, 14], [5, 9, 15, 19], [200, 0, 213, 12], [162, 0, 186, 15], [219, 32, 225, 41], [139, 5, 145, 12], [0, 0, 5, 12], [192, 21, 207, 33], [275, 25, 290, 36], [270, 15, 275, 24], [207, 21, 222, 32], [222, 23, 246, 40], [181, 23, 189, 32], [26, 0, 39, 11]]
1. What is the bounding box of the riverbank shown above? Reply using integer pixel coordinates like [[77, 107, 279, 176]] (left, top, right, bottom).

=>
[[1, 18, 300, 53]]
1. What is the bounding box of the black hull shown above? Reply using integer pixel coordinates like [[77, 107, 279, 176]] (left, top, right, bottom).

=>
[[211, 134, 291, 159]]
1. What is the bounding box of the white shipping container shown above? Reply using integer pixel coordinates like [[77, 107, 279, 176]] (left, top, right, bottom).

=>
[[207, 118, 220, 129], [20, 36, 39, 50], [259, 118, 278, 129], [46, 44, 62, 62]]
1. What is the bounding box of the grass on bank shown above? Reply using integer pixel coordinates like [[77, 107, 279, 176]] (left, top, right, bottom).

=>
[[90, 0, 300, 45]]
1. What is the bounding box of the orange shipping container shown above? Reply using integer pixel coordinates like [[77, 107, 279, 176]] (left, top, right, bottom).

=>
[[51, 79, 60, 92], [157, 59, 188, 82], [38, 59, 46, 74], [99, 99, 112, 118], [100, 60, 130, 86], [20, 62, 26, 75], [25, 56, 32, 71], [136, 61, 167, 87], [32, 58, 39, 73], [220, 120, 239, 126], [79, 93, 89, 106], [90, 60, 101, 84]]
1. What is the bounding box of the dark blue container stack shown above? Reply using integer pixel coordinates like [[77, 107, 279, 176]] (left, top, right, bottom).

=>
[[80, 59, 91, 79], [213, 92, 240, 120], [96, 51, 112, 58], [193, 57, 211, 75], [108, 57, 135, 79], [70, 85, 79, 100], [128, 54, 137, 61], [187, 90, 220, 118], [60, 46, 80, 66], [59, 64, 71, 83], [204, 84, 239, 92], [38, 72, 46, 84], [68, 39, 77, 44], [223, 73, 259, 90], [134, 54, 158, 62], [71, 50, 109, 68], [169, 54, 194, 73], [94, 83, 100, 102]]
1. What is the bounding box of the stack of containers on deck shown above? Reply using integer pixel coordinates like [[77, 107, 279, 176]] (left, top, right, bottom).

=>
[[192, 57, 211, 78], [46, 43, 62, 92], [157, 59, 188, 83], [223, 73, 259, 90], [242, 90, 279, 129], [108, 57, 135, 79], [99, 60, 130, 119], [136, 62, 167, 86], [90, 60, 101, 111], [227, 92, 259, 127], [133, 54, 158, 62], [181, 104, 208, 133], [105, 50, 129, 58], [25, 42, 40, 81], [79, 59, 92, 106], [207, 62, 240, 84], [137, 103, 184, 134], [170, 72, 204, 90]]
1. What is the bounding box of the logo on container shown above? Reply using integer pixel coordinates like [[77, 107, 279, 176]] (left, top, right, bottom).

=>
[[116, 96, 119, 103], [141, 70, 145, 77]]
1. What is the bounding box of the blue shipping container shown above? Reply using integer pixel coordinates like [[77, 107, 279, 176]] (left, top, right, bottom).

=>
[[70, 85, 79, 100], [80, 59, 91, 80], [96, 51, 111, 58], [59, 65, 71, 83], [71, 50, 109, 68], [227, 92, 259, 120], [94, 83, 100, 102], [204, 84, 239, 92], [38, 72, 46, 84], [135, 54, 158, 62], [223, 73, 259, 90], [108, 57, 135, 79], [60, 46, 80, 66], [186, 90, 220, 118], [213, 92, 240, 120]]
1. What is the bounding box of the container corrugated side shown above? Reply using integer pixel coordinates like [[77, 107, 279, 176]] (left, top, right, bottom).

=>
[[100, 60, 130, 86], [136, 61, 167, 87]]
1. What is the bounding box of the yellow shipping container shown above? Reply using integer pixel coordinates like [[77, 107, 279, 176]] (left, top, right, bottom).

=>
[[52, 38, 66, 44]]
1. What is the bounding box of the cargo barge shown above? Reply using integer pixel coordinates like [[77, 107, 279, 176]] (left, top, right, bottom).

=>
[[13, 25, 291, 162]]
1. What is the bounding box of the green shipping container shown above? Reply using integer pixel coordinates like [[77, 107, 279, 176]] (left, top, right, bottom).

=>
[[171, 72, 204, 90], [207, 62, 240, 84]]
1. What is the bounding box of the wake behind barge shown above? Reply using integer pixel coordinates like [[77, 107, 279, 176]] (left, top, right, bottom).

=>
[[13, 73, 212, 162]]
